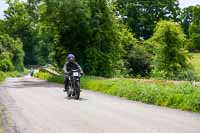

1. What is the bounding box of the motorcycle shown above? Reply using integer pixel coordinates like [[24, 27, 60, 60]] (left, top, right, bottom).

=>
[[65, 69, 81, 99]]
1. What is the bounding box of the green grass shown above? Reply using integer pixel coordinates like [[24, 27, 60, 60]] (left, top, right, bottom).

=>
[[0, 128, 3, 133], [0, 69, 29, 82], [0, 106, 4, 133], [34, 72, 200, 113], [0, 72, 5, 82], [190, 53, 200, 76]]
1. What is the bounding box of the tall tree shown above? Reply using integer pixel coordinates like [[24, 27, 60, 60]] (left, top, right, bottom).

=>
[[180, 6, 193, 38], [189, 5, 200, 51], [116, 0, 181, 39], [45, 0, 123, 77], [85, 0, 122, 77], [147, 21, 189, 79], [3, 0, 39, 65]]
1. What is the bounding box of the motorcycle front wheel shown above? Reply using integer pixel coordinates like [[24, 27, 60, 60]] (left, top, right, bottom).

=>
[[75, 82, 80, 100], [67, 86, 72, 97]]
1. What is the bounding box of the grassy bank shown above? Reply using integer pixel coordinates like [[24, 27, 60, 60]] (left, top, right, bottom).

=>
[[0, 106, 4, 133], [0, 70, 29, 82], [34, 72, 200, 113], [190, 53, 200, 77], [0, 72, 5, 82]]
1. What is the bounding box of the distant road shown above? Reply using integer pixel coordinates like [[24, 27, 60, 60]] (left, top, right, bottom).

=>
[[0, 76, 200, 133]]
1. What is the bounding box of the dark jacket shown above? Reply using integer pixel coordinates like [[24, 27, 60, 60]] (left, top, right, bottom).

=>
[[63, 61, 83, 74]]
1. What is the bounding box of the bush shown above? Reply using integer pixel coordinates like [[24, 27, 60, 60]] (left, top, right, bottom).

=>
[[126, 46, 151, 77], [0, 59, 14, 72], [119, 25, 151, 77], [175, 69, 198, 81], [0, 71, 5, 81]]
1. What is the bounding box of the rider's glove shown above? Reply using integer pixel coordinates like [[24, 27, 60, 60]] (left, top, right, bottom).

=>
[[80, 72, 84, 76]]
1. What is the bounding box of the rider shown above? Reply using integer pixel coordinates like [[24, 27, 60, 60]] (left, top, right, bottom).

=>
[[63, 54, 84, 92]]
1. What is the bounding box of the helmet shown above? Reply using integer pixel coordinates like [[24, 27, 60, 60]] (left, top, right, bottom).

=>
[[67, 54, 75, 61]]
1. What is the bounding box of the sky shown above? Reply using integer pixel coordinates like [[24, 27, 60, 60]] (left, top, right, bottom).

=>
[[0, 0, 8, 19], [0, 0, 200, 19]]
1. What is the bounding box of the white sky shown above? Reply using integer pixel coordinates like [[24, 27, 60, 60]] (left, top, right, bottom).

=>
[[0, 0, 200, 19], [179, 0, 200, 8], [0, 0, 8, 19]]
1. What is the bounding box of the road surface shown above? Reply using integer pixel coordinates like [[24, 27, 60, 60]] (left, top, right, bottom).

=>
[[0, 76, 200, 133]]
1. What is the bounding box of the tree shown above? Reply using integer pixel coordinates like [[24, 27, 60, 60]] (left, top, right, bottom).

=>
[[45, 0, 123, 77], [119, 24, 151, 77], [45, 0, 91, 68], [189, 5, 200, 51], [115, 0, 181, 39], [180, 6, 193, 38], [3, 0, 39, 65], [85, 0, 123, 77], [34, 3, 56, 65], [0, 33, 24, 71], [147, 21, 189, 79]]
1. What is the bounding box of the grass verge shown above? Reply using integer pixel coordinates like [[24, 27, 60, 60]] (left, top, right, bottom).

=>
[[0, 70, 29, 82], [0, 72, 5, 82], [190, 53, 200, 77], [34, 72, 200, 113], [0, 106, 4, 133]]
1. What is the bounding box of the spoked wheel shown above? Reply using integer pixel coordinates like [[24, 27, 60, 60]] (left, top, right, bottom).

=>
[[67, 87, 72, 97], [75, 82, 80, 100], [75, 90, 80, 100]]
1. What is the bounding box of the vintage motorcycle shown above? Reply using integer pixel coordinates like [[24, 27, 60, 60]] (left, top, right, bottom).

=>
[[65, 69, 81, 99]]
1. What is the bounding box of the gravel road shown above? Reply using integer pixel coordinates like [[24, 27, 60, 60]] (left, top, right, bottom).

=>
[[0, 76, 200, 133]]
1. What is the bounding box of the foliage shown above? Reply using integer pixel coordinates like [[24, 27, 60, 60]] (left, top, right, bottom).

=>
[[126, 46, 151, 77], [147, 21, 191, 79], [35, 72, 200, 113], [45, 0, 123, 77], [0, 59, 14, 72], [2, 0, 53, 65], [0, 70, 29, 82], [189, 53, 200, 79], [118, 25, 151, 77], [0, 72, 5, 81], [189, 5, 200, 51], [0, 33, 24, 71], [180, 6, 193, 38], [5, 70, 29, 77], [115, 0, 181, 39], [1, 0, 197, 79], [34, 3, 56, 65]]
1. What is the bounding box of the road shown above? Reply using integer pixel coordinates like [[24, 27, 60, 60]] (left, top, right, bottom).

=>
[[0, 76, 200, 133]]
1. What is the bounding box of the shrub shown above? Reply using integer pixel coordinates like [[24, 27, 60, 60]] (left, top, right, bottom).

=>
[[119, 25, 151, 77], [126, 46, 151, 77], [0, 59, 14, 72], [0, 71, 5, 81], [175, 69, 198, 81]]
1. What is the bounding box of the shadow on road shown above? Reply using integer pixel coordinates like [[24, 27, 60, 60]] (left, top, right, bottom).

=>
[[3, 78, 63, 89], [65, 97, 88, 101]]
